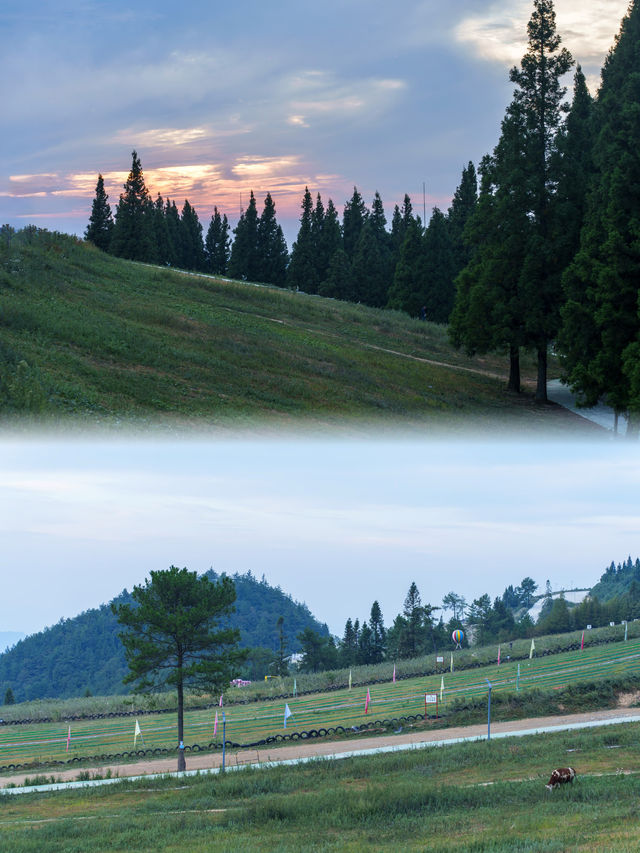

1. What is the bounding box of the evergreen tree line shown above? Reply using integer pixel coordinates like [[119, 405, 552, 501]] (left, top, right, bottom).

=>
[[86, 153, 477, 323], [295, 561, 640, 673], [449, 0, 640, 429]]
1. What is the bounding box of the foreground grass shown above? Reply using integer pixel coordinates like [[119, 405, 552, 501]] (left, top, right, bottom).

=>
[[2, 724, 640, 851], [0, 229, 579, 432]]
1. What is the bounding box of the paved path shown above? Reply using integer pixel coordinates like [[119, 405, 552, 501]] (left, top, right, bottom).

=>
[[4, 706, 640, 795], [547, 378, 627, 434]]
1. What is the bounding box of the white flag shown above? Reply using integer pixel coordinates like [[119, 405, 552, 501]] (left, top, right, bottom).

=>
[[440, 676, 444, 701], [529, 638, 535, 659], [284, 703, 293, 728], [134, 719, 142, 746]]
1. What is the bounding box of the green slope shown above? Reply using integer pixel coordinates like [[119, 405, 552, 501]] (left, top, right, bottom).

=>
[[0, 228, 587, 431]]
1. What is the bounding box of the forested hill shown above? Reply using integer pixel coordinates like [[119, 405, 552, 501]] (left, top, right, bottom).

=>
[[0, 571, 329, 702], [589, 557, 640, 603]]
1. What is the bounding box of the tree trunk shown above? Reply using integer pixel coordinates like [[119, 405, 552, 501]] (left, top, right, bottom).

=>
[[626, 411, 639, 440], [508, 345, 521, 393], [535, 345, 548, 402], [177, 672, 186, 772]]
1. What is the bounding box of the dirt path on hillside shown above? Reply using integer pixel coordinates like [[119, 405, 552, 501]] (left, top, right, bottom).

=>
[[3, 706, 639, 789]]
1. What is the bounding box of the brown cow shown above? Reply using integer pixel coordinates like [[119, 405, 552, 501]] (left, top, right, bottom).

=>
[[545, 767, 576, 790]]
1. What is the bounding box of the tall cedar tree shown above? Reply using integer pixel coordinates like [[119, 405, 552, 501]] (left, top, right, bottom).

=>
[[318, 247, 352, 299], [390, 194, 415, 263], [256, 192, 289, 286], [351, 194, 393, 307], [228, 191, 260, 281], [559, 1, 640, 434], [85, 174, 114, 251], [153, 194, 173, 265], [180, 200, 205, 271], [205, 207, 231, 275], [423, 207, 457, 323], [110, 151, 157, 262], [368, 600, 386, 664], [449, 105, 532, 392], [342, 187, 368, 259], [509, 0, 573, 400], [112, 566, 245, 772], [387, 217, 425, 317], [287, 187, 318, 291], [447, 163, 478, 281], [316, 199, 344, 294], [164, 199, 182, 266]]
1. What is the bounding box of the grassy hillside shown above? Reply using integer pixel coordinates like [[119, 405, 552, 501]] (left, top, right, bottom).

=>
[[0, 228, 589, 432]]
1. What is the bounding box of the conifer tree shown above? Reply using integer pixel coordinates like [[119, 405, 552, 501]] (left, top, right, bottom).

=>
[[164, 199, 182, 267], [228, 191, 260, 281], [205, 207, 231, 275], [256, 192, 288, 286], [180, 200, 205, 271], [510, 0, 573, 400], [153, 194, 173, 265], [85, 174, 114, 251], [318, 248, 352, 300], [423, 207, 456, 323], [559, 1, 640, 433], [447, 162, 478, 279], [110, 150, 157, 262], [286, 187, 318, 291], [369, 601, 386, 664], [342, 187, 368, 259], [386, 217, 425, 317]]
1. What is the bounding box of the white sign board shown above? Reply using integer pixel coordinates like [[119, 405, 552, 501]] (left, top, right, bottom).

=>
[[425, 693, 438, 704]]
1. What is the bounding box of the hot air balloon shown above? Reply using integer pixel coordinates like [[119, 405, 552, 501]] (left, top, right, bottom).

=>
[[452, 629, 463, 649]]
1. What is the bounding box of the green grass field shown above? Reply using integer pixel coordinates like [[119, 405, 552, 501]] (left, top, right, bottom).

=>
[[2, 723, 640, 851], [0, 229, 584, 432], [2, 637, 639, 770]]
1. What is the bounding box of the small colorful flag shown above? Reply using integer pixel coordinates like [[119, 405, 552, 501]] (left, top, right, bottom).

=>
[[581, 630, 585, 650], [392, 664, 396, 683], [364, 688, 370, 714], [219, 694, 223, 707], [284, 703, 292, 728], [293, 678, 297, 697], [450, 652, 454, 673], [625, 621, 628, 642], [214, 711, 218, 737], [134, 719, 143, 746], [66, 725, 71, 753], [529, 638, 536, 659], [440, 676, 444, 702], [348, 669, 352, 690], [497, 645, 501, 665]]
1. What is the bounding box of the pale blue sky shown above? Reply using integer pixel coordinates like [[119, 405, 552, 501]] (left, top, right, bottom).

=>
[[0, 0, 630, 243], [2, 437, 638, 637]]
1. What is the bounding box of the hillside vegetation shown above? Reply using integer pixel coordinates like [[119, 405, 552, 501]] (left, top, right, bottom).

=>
[[0, 571, 328, 702], [0, 228, 583, 431]]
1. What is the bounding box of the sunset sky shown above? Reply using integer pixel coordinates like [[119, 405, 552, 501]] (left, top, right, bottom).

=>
[[1, 0, 630, 244]]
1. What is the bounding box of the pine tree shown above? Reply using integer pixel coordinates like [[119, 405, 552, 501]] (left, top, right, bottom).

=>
[[510, 0, 573, 401], [316, 198, 342, 286], [559, 2, 640, 433], [110, 150, 157, 262], [423, 207, 456, 323], [228, 191, 260, 281], [318, 248, 352, 300], [340, 617, 358, 666], [180, 200, 205, 271], [205, 207, 231, 275], [447, 162, 478, 279], [153, 194, 173, 265], [256, 192, 289, 286], [286, 187, 318, 291], [85, 174, 114, 251], [369, 601, 386, 664], [164, 199, 182, 267], [386, 217, 425, 316], [342, 187, 368, 259]]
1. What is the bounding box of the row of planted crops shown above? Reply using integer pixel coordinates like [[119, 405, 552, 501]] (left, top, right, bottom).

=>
[[2, 638, 640, 770]]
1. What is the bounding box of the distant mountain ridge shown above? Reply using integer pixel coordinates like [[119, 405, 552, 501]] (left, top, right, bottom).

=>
[[0, 570, 329, 702]]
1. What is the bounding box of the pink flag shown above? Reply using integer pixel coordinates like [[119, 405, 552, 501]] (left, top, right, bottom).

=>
[[364, 688, 370, 714], [219, 694, 223, 707], [66, 725, 71, 753], [581, 631, 584, 650], [497, 645, 501, 665], [214, 711, 218, 736], [392, 664, 396, 683]]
